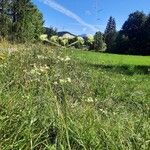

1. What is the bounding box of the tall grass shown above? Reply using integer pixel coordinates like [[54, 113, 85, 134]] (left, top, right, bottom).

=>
[[0, 43, 150, 149]]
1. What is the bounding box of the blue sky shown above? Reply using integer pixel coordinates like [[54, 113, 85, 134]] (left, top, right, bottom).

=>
[[32, 0, 150, 35]]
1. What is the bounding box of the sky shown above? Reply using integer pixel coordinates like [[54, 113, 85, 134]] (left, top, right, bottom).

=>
[[32, 0, 150, 35]]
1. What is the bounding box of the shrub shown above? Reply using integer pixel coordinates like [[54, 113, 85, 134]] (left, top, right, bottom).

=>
[[85, 35, 94, 50], [94, 32, 107, 52]]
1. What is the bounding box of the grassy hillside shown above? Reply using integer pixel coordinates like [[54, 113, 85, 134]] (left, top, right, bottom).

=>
[[0, 44, 150, 149]]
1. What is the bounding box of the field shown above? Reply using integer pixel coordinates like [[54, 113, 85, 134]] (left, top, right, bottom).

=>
[[0, 43, 150, 150], [66, 49, 150, 75], [66, 49, 150, 66]]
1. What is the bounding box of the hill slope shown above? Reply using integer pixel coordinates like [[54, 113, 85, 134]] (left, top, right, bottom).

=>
[[0, 44, 149, 149]]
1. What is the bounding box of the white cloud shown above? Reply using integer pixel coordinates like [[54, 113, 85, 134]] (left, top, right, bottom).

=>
[[40, 0, 99, 32]]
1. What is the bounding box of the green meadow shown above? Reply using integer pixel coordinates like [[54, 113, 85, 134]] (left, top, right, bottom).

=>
[[0, 44, 150, 149], [66, 48, 150, 66]]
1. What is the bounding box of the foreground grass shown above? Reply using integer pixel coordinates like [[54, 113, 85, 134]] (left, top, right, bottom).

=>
[[0, 44, 150, 149]]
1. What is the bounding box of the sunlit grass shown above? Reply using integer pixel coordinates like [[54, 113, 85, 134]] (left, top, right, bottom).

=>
[[66, 48, 150, 66], [0, 43, 150, 149]]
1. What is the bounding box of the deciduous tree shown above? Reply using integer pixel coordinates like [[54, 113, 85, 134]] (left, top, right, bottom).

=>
[[94, 32, 106, 52]]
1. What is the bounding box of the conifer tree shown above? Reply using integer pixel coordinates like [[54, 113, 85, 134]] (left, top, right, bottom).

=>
[[11, 0, 44, 42], [143, 14, 150, 55], [0, 0, 44, 41], [104, 16, 117, 51]]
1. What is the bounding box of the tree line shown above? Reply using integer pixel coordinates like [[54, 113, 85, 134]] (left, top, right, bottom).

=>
[[0, 0, 44, 42], [45, 11, 150, 55], [83, 11, 150, 55], [104, 11, 150, 55], [0, 1, 150, 55]]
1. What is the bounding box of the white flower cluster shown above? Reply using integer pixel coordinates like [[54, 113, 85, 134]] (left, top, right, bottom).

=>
[[99, 109, 108, 115], [59, 77, 71, 84], [30, 64, 49, 75], [77, 37, 84, 45], [84, 97, 98, 103], [8, 47, 18, 54], [86, 97, 94, 103], [87, 35, 94, 44], [40, 34, 48, 41], [59, 37, 68, 46], [57, 56, 71, 62], [50, 36, 59, 43], [37, 55, 48, 60], [53, 78, 71, 85]]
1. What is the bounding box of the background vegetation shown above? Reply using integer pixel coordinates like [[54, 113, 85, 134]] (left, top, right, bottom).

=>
[[1, 1, 150, 55], [0, 0, 44, 42], [43, 11, 150, 56]]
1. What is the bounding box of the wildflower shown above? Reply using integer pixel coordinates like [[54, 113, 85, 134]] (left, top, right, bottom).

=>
[[33, 70, 41, 75], [37, 55, 46, 59], [57, 56, 64, 61], [59, 78, 71, 84], [86, 97, 94, 103], [30, 68, 41, 75], [65, 56, 71, 61], [23, 69, 27, 73], [22, 95, 30, 100], [113, 112, 117, 115], [59, 79, 66, 84], [30, 118, 37, 125], [44, 64, 50, 70], [57, 56, 71, 62], [67, 77, 71, 83], [39, 68, 45, 73], [71, 102, 78, 108], [39, 65, 49, 73], [99, 109, 108, 115], [54, 81, 58, 85], [8, 47, 18, 54], [30, 64, 49, 75]]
